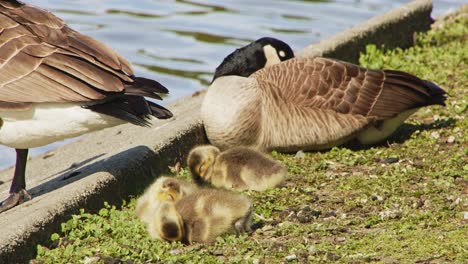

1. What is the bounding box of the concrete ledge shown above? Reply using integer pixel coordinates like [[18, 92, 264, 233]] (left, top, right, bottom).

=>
[[0, 0, 434, 262], [0, 94, 207, 263], [297, 0, 433, 63]]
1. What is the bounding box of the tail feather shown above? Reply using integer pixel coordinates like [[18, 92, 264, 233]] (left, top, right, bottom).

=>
[[86, 76, 172, 126], [125, 77, 168, 100], [86, 96, 172, 126], [383, 69, 447, 107], [86, 97, 152, 127], [423, 80, 447, 106], [132, 77, 169, 94], [368, 69, 447, 118], [148, 101, 173, 119], [124, 87, 163, 100]]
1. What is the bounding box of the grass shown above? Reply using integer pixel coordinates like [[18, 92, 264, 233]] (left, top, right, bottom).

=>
[[33, 9, 467, 264]]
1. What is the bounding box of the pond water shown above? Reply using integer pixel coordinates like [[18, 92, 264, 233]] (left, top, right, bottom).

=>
[[0, 0, 464, 169]]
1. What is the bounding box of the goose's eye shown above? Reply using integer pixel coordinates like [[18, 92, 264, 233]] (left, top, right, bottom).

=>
[[278, 50, 286, 58]]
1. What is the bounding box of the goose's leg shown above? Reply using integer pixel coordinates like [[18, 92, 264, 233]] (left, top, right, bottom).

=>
[[0, 149, 31, 213]]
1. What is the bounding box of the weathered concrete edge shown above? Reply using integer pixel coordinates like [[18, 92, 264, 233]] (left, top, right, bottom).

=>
[[0, 0, 434, 263], [0, 95, 208, 263], [297, 0, 433, 63]]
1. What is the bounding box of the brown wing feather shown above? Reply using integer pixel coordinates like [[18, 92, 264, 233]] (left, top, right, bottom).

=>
[[0, 2, 133, 105], [0, 1, 172, 123], [2, 2, 132, 74], [255, 57, 444, 119], [252, 57, 445, 150]]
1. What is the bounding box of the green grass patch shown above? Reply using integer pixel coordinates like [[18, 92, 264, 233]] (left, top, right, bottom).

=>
[[33, 9, 467, 264]]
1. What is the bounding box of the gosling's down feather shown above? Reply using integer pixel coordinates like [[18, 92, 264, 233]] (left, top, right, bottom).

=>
[[135, 177, 252, 244], [148, 201, 185, 242], [188, 145, 287, 191], [135, 176, 197, 242], [176, 188, 253, 244], [202, 37, 447, 152], [135, 176, 197, 225]]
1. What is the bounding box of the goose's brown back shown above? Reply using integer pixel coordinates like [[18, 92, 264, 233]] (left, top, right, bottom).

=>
[[253, 57, 446, 151], [0, 0, 171, 122]]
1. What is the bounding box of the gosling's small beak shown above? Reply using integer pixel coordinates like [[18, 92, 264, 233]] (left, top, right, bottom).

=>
[[157, 192, 173, 202], [156, 189, 179, 202]]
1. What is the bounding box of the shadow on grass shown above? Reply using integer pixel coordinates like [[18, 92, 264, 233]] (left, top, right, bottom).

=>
[[341, 117, 457, 151]]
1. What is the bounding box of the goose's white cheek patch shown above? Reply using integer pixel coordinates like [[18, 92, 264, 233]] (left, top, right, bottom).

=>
[[263, 45, 281, 67]]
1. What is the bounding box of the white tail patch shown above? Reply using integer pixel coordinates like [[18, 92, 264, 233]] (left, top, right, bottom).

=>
[[357, 109, 417, 144]]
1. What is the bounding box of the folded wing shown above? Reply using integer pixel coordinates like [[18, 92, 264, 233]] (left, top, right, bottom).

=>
[[0, 1, 171, 123], [253, 57, 446, 148]]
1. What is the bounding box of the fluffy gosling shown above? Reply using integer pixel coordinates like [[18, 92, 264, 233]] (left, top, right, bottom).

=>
[[135, 176, 197, 236], [176, 188, 253, 244], [187, 145, 287, 191], [148, 201, 184, 242]]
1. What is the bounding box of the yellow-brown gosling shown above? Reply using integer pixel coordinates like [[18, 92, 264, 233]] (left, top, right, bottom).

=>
[[147, 200, 184, 242], [187, 145, 287, 191], [201, 37, 446, 152], [135, 176, 197, 230], [176, 188, 253, 244]]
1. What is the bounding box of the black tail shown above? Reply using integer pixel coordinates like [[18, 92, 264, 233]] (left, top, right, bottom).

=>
[[147, 101, 173, 119], [85, 77, 173, 126], [422, 80, 447, 106], [384, 69, 447, 107], [124, 77, 169, 100]]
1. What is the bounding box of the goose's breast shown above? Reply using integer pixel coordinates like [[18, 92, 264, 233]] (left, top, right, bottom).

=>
[[201, 76, 261, 149], [0, 103, 124, 149]]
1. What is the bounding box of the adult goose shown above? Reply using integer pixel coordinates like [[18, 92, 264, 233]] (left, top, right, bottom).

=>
[[201, 37, 447, 152], [0, 0, 172, 212]]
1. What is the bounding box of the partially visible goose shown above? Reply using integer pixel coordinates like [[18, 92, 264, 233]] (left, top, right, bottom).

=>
[[0, 1, 173, 212], [201, 37, 447, 152], [187, 145, 287, 191]]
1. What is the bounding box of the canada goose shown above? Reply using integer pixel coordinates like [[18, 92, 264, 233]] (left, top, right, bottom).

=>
[[201, 37, 447, 152], [176, 188, 253, 244], [135, 176, 197, 225], [0, 1, 173, 212], [187, 145, 286, 191]]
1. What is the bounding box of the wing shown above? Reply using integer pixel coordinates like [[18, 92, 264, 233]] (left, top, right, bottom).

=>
[[252, 57, 445, 149], [0, 1, 148, 107], [255, 57, 444, 119]]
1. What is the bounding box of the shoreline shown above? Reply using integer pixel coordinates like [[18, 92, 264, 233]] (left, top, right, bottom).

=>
[[0, 1, 438, 262]]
